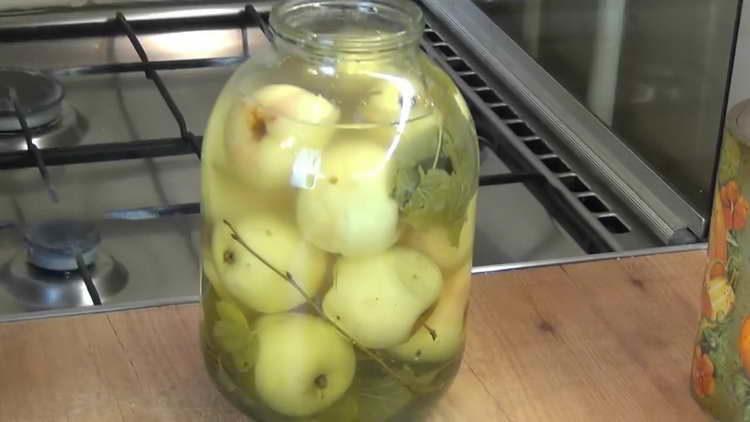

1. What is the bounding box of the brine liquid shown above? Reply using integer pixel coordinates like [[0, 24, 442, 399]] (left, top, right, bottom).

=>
[[200, 52, 478, 422]]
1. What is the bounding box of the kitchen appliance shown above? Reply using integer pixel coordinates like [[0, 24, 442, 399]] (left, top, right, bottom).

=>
[[0, 0, 716, 322]]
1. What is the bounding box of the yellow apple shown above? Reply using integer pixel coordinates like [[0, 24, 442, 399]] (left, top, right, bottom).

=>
[[389, 261, 472, 363], [323, 247, 443, 349], [224, 84, 340, 190], [254, 313, 356, 417], [212, 213, 327, 313], [296, 141, 399, 256]]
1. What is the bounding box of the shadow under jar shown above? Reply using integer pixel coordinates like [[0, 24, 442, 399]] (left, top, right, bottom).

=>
[[200, 1, 480, 420]]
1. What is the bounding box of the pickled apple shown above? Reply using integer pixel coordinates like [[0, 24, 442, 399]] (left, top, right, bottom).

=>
[[224, 84, 340, 191], [297, 141, 399, 256], [212, 213, 327, 313], [254, 313, 356, 417], [389, 262, 472, 363], [323, 247, 443, 349]]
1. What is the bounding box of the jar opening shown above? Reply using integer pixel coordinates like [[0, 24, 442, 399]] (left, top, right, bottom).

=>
[[269, 0, 424, 54]]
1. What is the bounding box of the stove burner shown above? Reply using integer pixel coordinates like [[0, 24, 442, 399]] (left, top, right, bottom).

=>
[[25, 220, 100, 271], [0, 69, 64, 132], [2, 252, 128, 310], [0, 102, 86, 153]]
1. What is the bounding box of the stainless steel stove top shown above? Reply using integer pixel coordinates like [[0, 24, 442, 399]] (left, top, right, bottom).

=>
[[0, 0, 673, 321]]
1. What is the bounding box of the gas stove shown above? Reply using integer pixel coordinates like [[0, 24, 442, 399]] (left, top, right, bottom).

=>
[[0, 1, 681, 321]]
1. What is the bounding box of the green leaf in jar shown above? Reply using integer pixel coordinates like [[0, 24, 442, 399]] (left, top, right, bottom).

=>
[[393, 130, 475, 246]]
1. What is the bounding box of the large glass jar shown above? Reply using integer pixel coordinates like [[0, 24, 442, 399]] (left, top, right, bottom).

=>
[[200, 1, 480, 420]]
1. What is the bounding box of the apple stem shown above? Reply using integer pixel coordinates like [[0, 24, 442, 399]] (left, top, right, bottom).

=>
[[223, 220, 421, 394]]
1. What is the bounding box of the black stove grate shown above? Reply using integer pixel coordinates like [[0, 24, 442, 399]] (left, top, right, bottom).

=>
[[5, 90, 58, 202], [115, 12, 202, 158]]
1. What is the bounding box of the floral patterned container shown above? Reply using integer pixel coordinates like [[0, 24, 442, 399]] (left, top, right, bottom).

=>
[[693, 99, 750, 421]]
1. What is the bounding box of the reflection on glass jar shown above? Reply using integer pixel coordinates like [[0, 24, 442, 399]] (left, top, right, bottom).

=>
[[200, 1, 480, 420]]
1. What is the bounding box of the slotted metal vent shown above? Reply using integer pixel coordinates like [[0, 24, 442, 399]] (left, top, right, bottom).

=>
[[422, 26, 631, 235]]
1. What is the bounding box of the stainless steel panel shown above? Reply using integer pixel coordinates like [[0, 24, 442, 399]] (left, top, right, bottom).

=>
[[472, 0, 740, 228], [424, 0, 705, 244]]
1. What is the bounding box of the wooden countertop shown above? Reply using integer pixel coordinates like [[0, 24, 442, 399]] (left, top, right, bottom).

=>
[[0, 251, 712, 421]]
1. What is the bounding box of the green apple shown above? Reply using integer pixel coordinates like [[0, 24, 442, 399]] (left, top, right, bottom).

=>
[[323, 247, 443, 349], [296, 141, 399, 256], [224, 84, 340, 190], [389, 261, 472, 363], [254, 313, 356, 417], [404, 195, 477, 272], [212, 213, 328, 313]]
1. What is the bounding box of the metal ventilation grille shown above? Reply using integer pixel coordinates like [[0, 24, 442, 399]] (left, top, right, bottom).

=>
[[422, 26, 630, 235]]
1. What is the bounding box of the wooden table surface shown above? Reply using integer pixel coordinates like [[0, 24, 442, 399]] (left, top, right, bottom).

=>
[[0, 251, 712, 422]]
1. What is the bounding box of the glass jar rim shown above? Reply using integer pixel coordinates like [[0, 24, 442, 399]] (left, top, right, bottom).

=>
[[269, 0, 425, 54]]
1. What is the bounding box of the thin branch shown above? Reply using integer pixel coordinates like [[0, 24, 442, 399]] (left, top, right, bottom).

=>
[[223, 219, 420, 393]]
